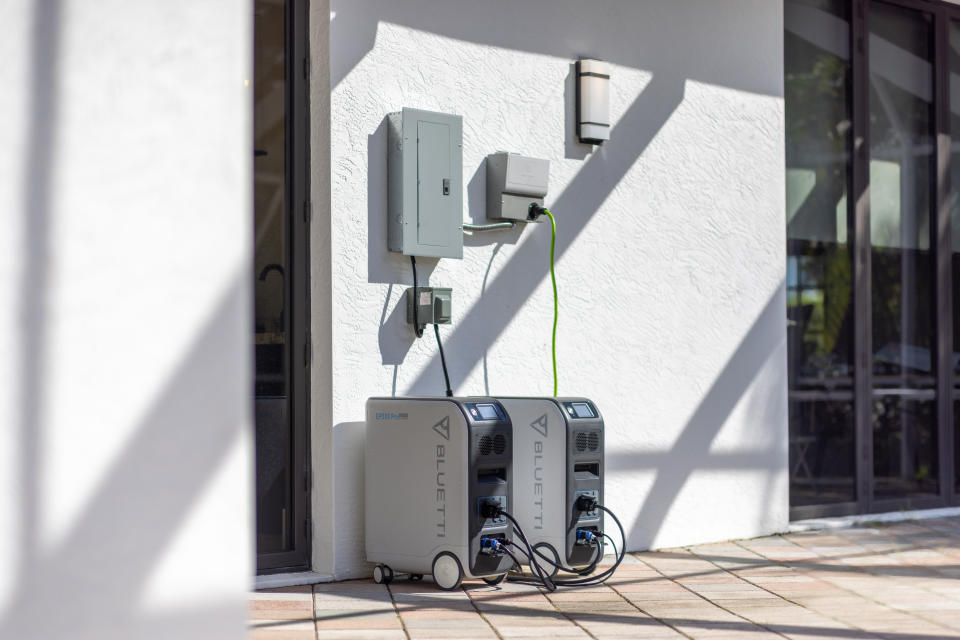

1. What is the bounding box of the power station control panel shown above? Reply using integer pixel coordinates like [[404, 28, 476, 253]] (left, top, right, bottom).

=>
[[564, 401, 596, 419], [465, 402, 504, 421]]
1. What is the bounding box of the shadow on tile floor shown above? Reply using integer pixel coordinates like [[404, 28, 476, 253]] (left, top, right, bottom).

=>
[[250, 516, 960, 640]]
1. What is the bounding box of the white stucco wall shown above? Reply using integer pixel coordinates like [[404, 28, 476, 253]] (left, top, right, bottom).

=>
[[325, 0, 787, 578], [0, 1, 253, 637]]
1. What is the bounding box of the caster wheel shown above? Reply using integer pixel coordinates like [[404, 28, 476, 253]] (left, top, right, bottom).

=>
[[431, 552, 464, 591], [409, 574, 423, 582], [481, 573, 506, 586], [373, 564, 394, 584], [532, 543, 561, 580]]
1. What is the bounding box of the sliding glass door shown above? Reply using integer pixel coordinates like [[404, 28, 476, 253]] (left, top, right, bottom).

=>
[[785, 0, 959, 518]]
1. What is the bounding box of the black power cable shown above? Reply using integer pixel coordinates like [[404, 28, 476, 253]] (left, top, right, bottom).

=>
[[434, 323, 453, 397], [549, 504, 626, 587], [411, 255, 453, 396], [502, 539, 530, 564], [533, 541, 602, 577], [495, 509, 556, 591], [410, 256, 423, 338], [500, 546, 524, 574], [503, 500, 625, 589]]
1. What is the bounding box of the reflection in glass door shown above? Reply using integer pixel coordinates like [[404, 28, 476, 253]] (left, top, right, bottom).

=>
[[950, 19, 960, 497], [254, 0, 290, 557], [785, 0, 856, 509], [254, 0, 309, 572], [868, 2, 938, 500]]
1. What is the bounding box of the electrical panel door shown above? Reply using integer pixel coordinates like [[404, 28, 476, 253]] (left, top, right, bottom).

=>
[[387, 108, 463, 259]]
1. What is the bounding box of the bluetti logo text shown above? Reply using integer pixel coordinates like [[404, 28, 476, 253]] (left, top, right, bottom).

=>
[[530, 414, 547, 530], [434, 416, 451, 538], [375, 412, 408, 420]]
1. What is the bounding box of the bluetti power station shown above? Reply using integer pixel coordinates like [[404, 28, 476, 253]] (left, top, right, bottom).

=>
[[499, 397, 604, 575], [365, 397, 515, 590]]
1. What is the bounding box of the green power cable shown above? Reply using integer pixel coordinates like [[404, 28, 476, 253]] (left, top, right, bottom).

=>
[[542, 209, 558, 396]]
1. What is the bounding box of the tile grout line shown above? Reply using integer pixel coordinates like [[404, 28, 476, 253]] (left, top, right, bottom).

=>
[[729, 536, 894, 637], [312, 584, 319, 640], [777, 528, 960, 631], [474, 560, 611, 640], [806, 526, 960, 632], [462, 587, 508, 640], [863, 520, 960, 606], [693, 540, 866, 636], [604, 559, 695, 640], [624, 551, 792, 640], [464, 576, 600, 640], [539, 588, 601, 640], [736, 534, 959, 637], [384, 582, 412, 640]]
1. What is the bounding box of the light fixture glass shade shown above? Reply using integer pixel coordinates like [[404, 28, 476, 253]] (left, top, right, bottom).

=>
[[577, 59, 610, 144]]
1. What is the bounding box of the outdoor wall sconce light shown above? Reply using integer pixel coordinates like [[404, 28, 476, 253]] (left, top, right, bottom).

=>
[[576, 58, 610, 144]]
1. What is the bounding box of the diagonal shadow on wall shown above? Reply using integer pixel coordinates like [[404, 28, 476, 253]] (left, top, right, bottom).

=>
[[402, 75, 685, 395], [15, 0, 62, 591], [609, 288, 787, 548], [1, 279, 250, 640]]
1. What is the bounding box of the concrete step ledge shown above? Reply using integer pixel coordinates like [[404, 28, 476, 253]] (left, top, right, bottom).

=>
[[789, 506, 960, 532], [254, 571, 334, 590]]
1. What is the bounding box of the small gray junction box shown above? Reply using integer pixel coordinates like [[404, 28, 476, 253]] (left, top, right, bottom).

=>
[[486, 152, 550, 222], [387, 108, 463, 259]]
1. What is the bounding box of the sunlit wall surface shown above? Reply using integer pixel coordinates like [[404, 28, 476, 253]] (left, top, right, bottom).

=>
[[323, 0, 788, 577]]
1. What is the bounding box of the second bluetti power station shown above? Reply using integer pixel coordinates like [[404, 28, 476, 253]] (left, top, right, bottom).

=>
[[498, 397, 605, 576]]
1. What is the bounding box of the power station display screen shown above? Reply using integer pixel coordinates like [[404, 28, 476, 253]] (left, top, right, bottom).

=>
[[476, 404, 499, 420], [571, 402, 594, 418]]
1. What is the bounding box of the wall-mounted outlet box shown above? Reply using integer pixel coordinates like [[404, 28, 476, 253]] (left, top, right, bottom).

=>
[[406, 287, 452, 326], [486, 152, 549, 222], [387, 108, 463, 259]]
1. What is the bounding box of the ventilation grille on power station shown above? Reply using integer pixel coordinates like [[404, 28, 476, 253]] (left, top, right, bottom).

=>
[[476, 433, 508, 457], [575, 431, 600, 453]]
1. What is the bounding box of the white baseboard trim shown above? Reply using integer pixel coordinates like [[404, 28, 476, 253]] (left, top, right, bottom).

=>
[[789, 506, 960, 532], [254, 571, 335, 590]]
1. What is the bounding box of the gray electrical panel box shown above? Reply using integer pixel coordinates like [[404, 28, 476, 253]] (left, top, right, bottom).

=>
[[486, 152, 550, 222], [387, 108, 463, 259]]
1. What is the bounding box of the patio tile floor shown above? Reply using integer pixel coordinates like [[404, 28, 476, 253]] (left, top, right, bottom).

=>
[[251, 516, 960, 639]]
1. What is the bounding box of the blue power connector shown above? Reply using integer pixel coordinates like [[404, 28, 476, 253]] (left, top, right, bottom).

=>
[[481, 537, 503, 554], [576, 529, 597, 545]]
